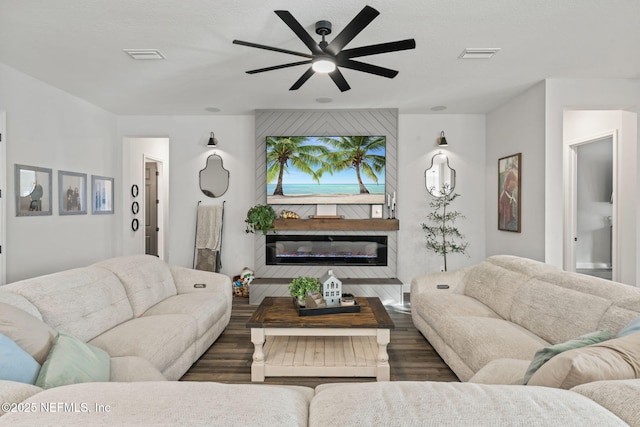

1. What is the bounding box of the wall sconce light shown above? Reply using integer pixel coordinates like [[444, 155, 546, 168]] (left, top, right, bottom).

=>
[[207, 132, 218, 147], [437, 131, 449, 147]]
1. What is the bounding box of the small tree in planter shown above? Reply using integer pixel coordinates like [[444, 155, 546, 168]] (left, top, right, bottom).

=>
[[245, 204, 276, 235], [422, 184, 468, 272], [288, 277, 320, 306]]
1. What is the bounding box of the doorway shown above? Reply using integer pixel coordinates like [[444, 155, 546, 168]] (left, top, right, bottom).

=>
[[565, 130, 618, 281], [145, 161, 159, 256], [122, 137, 168, 259]]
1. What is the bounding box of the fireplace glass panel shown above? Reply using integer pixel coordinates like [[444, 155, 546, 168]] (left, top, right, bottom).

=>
[[266, 235, 387, 266]]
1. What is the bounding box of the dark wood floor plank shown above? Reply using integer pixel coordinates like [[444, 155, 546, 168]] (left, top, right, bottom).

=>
[[180, 296, 458, 387]]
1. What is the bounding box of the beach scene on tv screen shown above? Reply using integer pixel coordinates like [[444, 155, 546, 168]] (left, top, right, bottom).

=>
[[266, 136, 386, 205]]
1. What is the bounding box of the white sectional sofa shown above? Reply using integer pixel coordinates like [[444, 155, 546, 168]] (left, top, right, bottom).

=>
[[411, 255, 640, 385], [1, 379, 638, 426], [0, 254, 232, 382], [2, 254, 640, 425]]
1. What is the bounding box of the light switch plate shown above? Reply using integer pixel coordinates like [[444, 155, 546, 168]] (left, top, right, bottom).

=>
[[371, 204, 383, 218]]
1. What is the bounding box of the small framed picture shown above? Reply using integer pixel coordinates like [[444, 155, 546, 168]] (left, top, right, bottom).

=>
[[59, 170, 87, 215], [92, 175, 114, 214], [15, 164, 53, 216], [371, 204, 383, 218], [498, 153, 521, 232]]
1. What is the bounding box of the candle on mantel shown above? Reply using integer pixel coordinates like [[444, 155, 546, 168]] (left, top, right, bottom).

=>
[[387, 193, 391, 208], [392, 191, 396, 209]]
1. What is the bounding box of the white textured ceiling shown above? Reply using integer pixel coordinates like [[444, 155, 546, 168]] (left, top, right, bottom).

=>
[[1, 0, 639, 115]]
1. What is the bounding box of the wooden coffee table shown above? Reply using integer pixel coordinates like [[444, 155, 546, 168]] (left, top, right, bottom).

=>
[[246, 297, 395, 382]]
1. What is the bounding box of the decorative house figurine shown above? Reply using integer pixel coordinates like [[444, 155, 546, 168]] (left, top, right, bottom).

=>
[[319, 269, 342, 307]]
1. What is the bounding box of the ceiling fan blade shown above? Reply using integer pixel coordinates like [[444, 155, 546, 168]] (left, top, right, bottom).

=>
[[325, 5, 380, 56], [246, 60, 312, 74], [329, 69, 351, 92], [289, 67, 316, 90], [275, 10, 323, 55], [338, 39, 416, 59], [338, 59, 399, 78], [233, 40, 312, 59]]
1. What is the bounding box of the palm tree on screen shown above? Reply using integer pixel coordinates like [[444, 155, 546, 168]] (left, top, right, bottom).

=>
[[319, 136, 386, 194], [266, 137, 328, 196]]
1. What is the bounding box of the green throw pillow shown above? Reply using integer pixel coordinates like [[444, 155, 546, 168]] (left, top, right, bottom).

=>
[[36, 332, 110, 389], [524, 329, 611, 384]]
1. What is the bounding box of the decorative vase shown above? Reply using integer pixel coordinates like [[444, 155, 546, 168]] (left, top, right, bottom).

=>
[[297, 295, 306, 307]]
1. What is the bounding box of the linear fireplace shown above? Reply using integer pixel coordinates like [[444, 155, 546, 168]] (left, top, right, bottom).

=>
[[266, 235, 387, 266]]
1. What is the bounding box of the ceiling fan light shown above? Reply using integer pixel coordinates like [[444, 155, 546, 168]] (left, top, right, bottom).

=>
[[312, 58, 336, 73]]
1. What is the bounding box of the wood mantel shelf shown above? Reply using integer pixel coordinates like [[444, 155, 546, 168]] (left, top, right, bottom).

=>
[[273, 218, 399, 231]]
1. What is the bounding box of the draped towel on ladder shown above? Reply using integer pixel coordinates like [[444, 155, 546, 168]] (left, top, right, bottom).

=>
[[194, 204, 224, 272]]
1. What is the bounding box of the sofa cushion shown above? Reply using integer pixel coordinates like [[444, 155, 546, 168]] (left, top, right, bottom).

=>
[[94, 255, 177, 317], [523, 329, 612, 384], [617, 316, 640, 337], [0, 291, 42, 319], [463, 257, 550, 320], [0, 302, 56, 364], [469, 358, 531, 385], [528, 333, 640, 389], [572, 379, 640, 427], [310, 382, 627, 427], [412, 292, 501, 334], [598, 304, 640, 337], [442, 316, 548, 373], [143, 293, 230, 337], [0, 333, 40, 384], [3, 266, 133, 342], [89, 314, 197, 373], [36, 332, 110, 389], [0, 382, 314, 426], [511, 278, 612, 344], [0, 380, 42, 416], [109, 356, 166, 382]]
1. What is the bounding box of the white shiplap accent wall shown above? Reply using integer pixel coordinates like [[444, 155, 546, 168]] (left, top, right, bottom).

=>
[[254, 109, 398, 279]]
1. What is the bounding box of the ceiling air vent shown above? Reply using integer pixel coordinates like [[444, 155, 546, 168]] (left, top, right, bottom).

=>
[[459, 48, 500, 59], [123, 49, 166, 60]]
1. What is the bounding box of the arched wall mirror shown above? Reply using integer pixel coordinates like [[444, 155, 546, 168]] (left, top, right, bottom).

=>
[[199, 154, 229, 198], [425, 153, 456, 197]]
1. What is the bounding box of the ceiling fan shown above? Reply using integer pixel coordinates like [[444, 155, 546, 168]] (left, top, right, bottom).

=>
[[232, 5, 416, 92]]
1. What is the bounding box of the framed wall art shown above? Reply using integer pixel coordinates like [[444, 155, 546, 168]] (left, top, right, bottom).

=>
[[58, 170, 87, 215], [92, 175, 114, 214], [498, 153, 521, 232], [15, 164, 52, 217]]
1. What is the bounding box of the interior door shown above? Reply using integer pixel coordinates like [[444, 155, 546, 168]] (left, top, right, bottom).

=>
[[145, 162, 158, 256], [575, 138, 613, 279], [566, 132, 617, 281]]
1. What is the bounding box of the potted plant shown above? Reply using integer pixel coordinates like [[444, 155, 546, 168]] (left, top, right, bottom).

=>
[[245, 204, 276, 235], [422, 184, 468, 272], [288, 276, 320, 307]]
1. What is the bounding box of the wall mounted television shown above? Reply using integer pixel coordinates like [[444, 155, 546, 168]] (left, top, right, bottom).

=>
[[266, 136, 386, 205]]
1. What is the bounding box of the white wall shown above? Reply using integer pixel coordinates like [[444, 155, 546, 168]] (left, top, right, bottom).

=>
[[397, 114, 486, 284], [117, 115, 255, 277], [485, 82, 546, 261], [119, 114, 487, 284], [546, 79, 640, 284], [8, 63, 638, 287], [0, 63, 119, 282]]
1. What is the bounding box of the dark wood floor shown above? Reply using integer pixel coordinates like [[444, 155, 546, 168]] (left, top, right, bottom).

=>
[[180, 296, 458, 387]]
